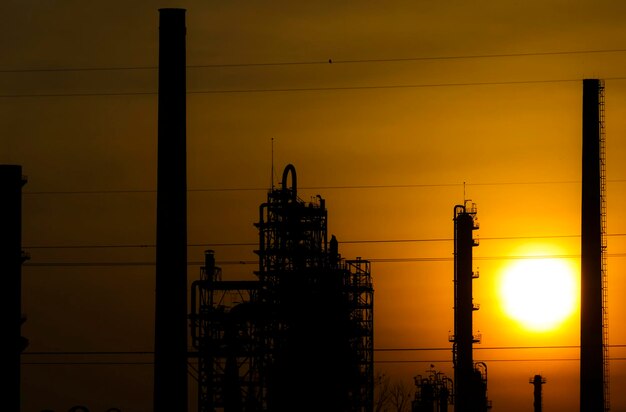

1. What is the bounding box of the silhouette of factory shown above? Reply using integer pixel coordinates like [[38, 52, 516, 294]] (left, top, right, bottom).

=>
[[3, 8, 610, 412]]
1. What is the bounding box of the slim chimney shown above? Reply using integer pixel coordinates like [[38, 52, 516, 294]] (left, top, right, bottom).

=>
[[0, 165, 26, 412], [154, 8, 187, 412], [580, 78, 604, 412]]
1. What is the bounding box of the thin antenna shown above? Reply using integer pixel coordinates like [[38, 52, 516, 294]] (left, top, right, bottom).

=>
[[271, 138, 275, 190], [463, 181, 466, 202]]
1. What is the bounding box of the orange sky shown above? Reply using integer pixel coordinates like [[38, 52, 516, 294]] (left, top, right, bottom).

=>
[[3, 1, 626, 411]]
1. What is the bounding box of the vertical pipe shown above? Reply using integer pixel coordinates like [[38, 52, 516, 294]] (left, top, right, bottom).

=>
[[580, 79, 604, 412], [0, 165, 25, 412], [154, 8, 187, 412]]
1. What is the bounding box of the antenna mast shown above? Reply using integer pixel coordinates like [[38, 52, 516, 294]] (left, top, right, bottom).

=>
[[271, 138, 275, 190]]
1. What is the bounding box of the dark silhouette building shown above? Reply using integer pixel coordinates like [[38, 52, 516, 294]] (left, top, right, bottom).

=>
[[580, 78, 608, 412], [0, 165, 27, 412], [154, 8, 188, 412], [189, 164, 374, 411], [451, 203, 489, 412]]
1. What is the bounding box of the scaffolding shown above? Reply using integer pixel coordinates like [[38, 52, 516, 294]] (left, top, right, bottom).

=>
[[189, 251, 264, 411], [190, 164, 374, 411]]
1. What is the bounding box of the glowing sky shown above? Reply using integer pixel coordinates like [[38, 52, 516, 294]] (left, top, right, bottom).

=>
[[3, 1, 626, 411]]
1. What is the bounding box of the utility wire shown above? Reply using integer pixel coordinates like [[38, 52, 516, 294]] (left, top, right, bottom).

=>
[[3, 48, 626, 73], [21, 179, 626, 195], [21, 345, 626, 355], [22, 233, 626, 249], [3, 77, 626, 98], [19, 358, 626, 365], [21, 346, 626, 366], [376, 358, 626, 364], [20, 253, 626, 268]]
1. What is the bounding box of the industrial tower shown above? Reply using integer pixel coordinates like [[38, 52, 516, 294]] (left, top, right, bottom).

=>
[[451, 203, 489, 412], [580, 78, 609, 412], [154, 8, 188, 412], [529, 374, 546, 412], [0, 165, 28, 412], [189, 164, 374, 411]]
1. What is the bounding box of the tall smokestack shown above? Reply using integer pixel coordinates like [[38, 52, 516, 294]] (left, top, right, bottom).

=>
[[580, 78, 605, 412], [0, 165, 26, 412], [154, 8, 187, 412]]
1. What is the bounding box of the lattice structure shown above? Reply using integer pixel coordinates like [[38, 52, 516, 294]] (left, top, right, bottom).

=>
[[190, 251, 264, 411], [344, 259, 374, 411]]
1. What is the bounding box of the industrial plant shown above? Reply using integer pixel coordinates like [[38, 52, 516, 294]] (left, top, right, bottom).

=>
[[1, 8, 614, 412]]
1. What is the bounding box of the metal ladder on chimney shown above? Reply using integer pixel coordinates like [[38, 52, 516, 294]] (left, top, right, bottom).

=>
[[599, 80, 610, 412]]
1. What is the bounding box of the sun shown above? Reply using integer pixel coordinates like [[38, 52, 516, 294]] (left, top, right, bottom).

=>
[[499, 257, 577, 332]]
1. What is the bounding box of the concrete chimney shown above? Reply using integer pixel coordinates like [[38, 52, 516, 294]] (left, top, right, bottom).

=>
[[154, 8, 187, 412]]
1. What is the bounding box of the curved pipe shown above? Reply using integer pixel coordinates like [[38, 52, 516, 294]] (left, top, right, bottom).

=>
[[281, 164, 297, 198]]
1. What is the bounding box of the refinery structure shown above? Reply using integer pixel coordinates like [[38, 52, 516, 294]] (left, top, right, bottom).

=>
[[450, 203, 490, 412], [189, 165, 374, 411]]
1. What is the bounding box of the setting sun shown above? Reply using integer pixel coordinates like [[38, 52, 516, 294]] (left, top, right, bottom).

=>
[[499, 257, 578, 332]]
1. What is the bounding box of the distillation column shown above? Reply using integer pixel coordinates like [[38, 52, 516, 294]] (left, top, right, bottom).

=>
[[452, 203, 480, 412]]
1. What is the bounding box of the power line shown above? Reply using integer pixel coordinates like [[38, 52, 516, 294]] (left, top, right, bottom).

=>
[[21, 346, 626, 366], [376, 358, 626, 364], [20, 253, 626, 268], [3, 48, 626, 73], [376, 345, 626, 351], [22, 362, 153, 365], [24, 351, 153, 355], [21, 179, 626, 195], [22, 233, 626, 250], [22, 359, 626, 366], [19, 358, 626, 365], [21, 344, 626, 356], [3, 77, 626, 98]]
